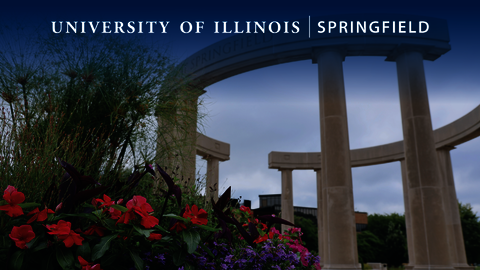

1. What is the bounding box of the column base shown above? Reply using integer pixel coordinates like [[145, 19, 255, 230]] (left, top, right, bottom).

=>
[[322, 263, 361, 270], [413, 265, 455, 270], [453, 266, 475, 270]]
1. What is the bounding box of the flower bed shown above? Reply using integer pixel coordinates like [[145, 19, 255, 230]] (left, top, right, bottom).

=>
[[0, 161, 320, 270]]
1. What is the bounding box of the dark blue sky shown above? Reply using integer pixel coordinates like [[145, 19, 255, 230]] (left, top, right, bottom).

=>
[[1, 2, 479, 214]]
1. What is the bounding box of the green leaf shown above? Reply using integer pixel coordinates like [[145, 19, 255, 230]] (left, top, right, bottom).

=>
[[41, 252, 56, 270], [182, 229, 201, 254], [161, 235, 172, 242], [164, 213, 189, 222], [129, 249, 144, 270], [133, 225, 154, 238], [100, 252, 118, 266], [25, 234, 41, 250], [17, 202, 41, 208], [76, 242, 91, 261], [31, 240, 48, 252], [184, 262, 196, 270], [195, 224, 221, 232], [10, 250, 24, 270], [56, 246, 75, 270], [198, 242, 214, 258], [92, 234, 118, 261], [111, 204, 128, 212], [153, 225, 170, 234], [55, 213, 98, 222], [0, 235, 12, 249], [92, 209, 103, 218], [172, 248, 187, 266]]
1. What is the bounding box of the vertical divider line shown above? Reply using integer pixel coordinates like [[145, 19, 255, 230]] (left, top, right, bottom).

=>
[[309, 16, 311, 38]]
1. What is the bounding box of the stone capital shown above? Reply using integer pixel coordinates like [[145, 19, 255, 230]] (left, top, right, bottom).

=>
[[438, 145, 456, 152], [311, 46, 347, 63], [386, 44, 436, 61]]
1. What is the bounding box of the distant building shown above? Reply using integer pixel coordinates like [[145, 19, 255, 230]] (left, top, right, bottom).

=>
[[252, 194, 368, 232]]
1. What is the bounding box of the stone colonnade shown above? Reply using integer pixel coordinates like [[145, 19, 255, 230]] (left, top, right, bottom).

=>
[[173, 13, 475, 270], [274, 148, 470, 270], [269, 45, 478, 270]]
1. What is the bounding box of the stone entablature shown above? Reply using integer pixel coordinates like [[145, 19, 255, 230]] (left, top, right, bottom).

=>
[[196, 132, 230, 161], [195, 133, 230, 201]]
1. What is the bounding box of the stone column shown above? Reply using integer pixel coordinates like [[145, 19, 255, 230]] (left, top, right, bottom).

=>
[[280, 169, 294, 233], [395, 49, 454, 270], [157, 89, 204, 188], [156, 104, 178, 179], [179, 93, 200, 187], [314, 47, 360, 270], [315, 169, 324, 268], [437, 146, 472, 270], [401, 159, 415, 270], [204, 156, 220, 201]]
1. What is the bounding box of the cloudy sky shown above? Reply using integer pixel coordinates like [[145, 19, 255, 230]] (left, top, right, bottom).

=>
[[2, 2, 479, 216]]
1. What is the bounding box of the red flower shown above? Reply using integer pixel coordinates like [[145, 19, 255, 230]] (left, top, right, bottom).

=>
[[240, 205, 253, 215], [0, 185, 25, 217], [108, 207, 122, 220], [84, 224, 105, 237], [170, 221, 187, 233], [253, 231, 274, 244], [55, 202, 63, 212], [27, 207, 54, 223], [78, 256, 103, 270], [116, 208, 136, 225], [115, 195, 156, 227], [5, 185, 16, 194], [183, 204, 208, 225], [46, 220, 71, 236], [95, 194, 115, 209], [126, 196, 153, 212], [91, 198, 98, 207], [46, 220, 84, 247], [62, 230, 84, 248], [135, 204, 159, 229], [147, 233, 162, 241], [254, 234, 268, 244], [9, 225, 35, 249]]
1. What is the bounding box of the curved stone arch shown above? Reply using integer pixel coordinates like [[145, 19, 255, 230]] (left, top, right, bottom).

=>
[[179, 14, 470, 270], [181, 14, 450, 88], [268, 104, 480, 169]]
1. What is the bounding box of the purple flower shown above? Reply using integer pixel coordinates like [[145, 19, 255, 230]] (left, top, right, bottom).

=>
[[224, 255, 234, 263]]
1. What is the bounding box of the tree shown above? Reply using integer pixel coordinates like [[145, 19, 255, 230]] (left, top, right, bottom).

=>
[[294, 213, 318, 253], [361, 213, 408, 266], [459, 202, 480, 264], [357, 230, 383, 264]]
